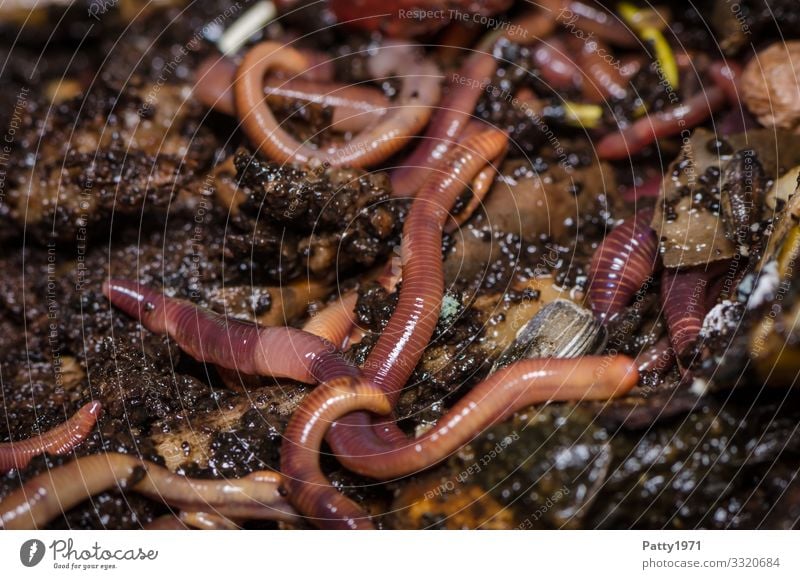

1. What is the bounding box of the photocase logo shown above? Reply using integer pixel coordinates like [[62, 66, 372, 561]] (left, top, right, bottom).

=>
[[20, 539, 46, 567]]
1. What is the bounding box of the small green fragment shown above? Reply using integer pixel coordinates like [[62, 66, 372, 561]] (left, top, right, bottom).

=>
[[440, 294, 461, 322]]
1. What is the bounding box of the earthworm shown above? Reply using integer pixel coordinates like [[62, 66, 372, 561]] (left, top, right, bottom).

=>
[[444, 121, 507, 233], [325, 129, 509, 461], [281, 356, 638, 528], [0, 401, 102, 473], [194, 55, 389, 133], [597, 87, 726, 160], [0, 453, 297, 529], [330, 129, 539, 458], [104, 280, 350, 384], [364, 128, 508, 399], [661, 262, 727, 364], [281, 375, 392, 530], [545, 0, 639, 47], [587, 208, 658, 323], [391, 52, 497, 198], [302, 291, 358, 348], [235, 41, 441, 168]]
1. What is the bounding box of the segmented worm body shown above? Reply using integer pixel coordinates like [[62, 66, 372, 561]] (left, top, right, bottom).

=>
[[326, 129, 508, 457], [104, 280, 353, 384], [587, 209, 658, 323], [235, 41, 441, 168], [0, 401, 102, 473], [0, 453, 296, 529], [391, 52, 497, 197], [661, 262, 728, 364], [302, 292, 358, 348], [597, 88, 726, 159]]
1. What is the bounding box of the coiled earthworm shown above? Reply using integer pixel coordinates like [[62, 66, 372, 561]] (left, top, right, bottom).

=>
[[281, 356, 638, 528], [587, 208, 658, 323], [302, 291, 358, 348], [661, 262, 727, 364], [194, 55, 389, 133], [391, 52, 497, 198], [0, 401, 102, 473], [235, 41, 441, 168], [104, 280, 351, 384], [0, 453, 297, 529], [597, 87, 726, 160]]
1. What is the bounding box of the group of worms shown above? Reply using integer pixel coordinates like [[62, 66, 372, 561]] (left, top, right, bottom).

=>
[[0, 0, 749, 529]]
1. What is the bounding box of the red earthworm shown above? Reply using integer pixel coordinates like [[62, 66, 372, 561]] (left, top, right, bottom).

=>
[[576, 39, 628, 102], [324, 130, 508, 459], [587, 208, 658, 323], [544, 0, 639, 47], [635, 337, 675, 376], [194, 55, 389, 133], [302, 291, 358, 348], [327, 129, 509, 459], [368, 128, 508, 398], [661, 262, 727, 364], [235, 41, 441, 168], [0, 401, 102, 473], [532, 38, 582, 91], [444, 121, 507, 233], [0, 453, 297, 529], [391, 52, 497, 198], [597, 87, 726, 160], [281, 356, 638, 528], [103, 280, 352, 384], [708, 60, 743, 108]]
